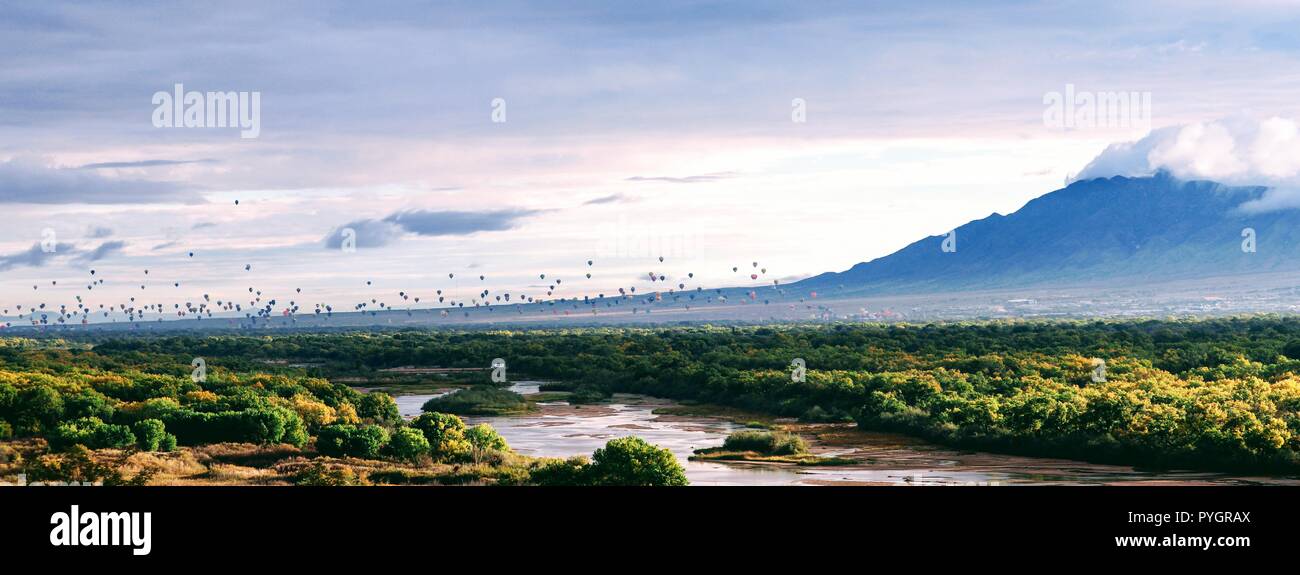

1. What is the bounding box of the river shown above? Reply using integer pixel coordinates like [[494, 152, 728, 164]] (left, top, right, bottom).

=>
[[391, 382, 1300, 486]]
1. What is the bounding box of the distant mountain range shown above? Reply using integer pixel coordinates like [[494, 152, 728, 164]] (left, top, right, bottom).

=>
[[793, 172, 1300, 296]]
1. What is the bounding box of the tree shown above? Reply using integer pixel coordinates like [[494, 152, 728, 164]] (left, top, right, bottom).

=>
[[290, 394, 337, 431], [335, 402, 361, 424], [465, 423, 509, 463], [411, 412, 471, 461], [315, 424, 389, 459], [47, 417, 136, 451], [133, 419, 177, 452], [64, 391, 115, 421], [358, 393, 402, 426], [386, 427, 431, 462], [14, 385, 63, 434], [588, 436, 688, 486]]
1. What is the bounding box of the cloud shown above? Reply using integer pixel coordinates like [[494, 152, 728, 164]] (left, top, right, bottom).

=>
[[384, 208, 543, 236], [583, 193, 633, 205], [191, 222, 217, 230], [1076, 118, 1300, 183], [85, 226, 113, 238], [0, 242, 76, 271], [1238, 187, 1300, 214], [0, 157, 199, 204], [73, 240, 126, 263], [323, 208, 544, 249], [1074, 117, 1300, 211], [626, 172, 736, 184], [322, 219, 405, 249], [78, 159, 218, 169]]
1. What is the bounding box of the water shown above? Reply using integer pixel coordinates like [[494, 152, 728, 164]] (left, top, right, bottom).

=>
[[393, 390, 453, 418], [384, 382, 1300, 486]]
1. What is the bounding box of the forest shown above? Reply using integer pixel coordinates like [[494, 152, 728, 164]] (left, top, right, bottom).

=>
[[3, 316, 1300, 483]]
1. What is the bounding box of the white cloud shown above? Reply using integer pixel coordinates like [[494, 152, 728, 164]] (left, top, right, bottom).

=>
[[1074, 117, 1300, 211]]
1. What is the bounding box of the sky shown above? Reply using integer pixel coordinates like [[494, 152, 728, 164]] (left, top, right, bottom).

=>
[[2, 0, 1300, 324]]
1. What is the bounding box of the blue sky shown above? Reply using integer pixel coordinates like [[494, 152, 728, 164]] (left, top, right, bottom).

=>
[[2, 0, 1300, 323]]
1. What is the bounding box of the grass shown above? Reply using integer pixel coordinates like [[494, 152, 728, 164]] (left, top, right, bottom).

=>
[[689, 450, 856, 466], [0, 438, 540, 486], [721, 430, 808, 455], [690, 429, 855, 466]]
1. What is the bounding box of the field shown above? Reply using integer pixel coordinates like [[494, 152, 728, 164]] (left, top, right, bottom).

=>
[[4, 316, 1300, 485]]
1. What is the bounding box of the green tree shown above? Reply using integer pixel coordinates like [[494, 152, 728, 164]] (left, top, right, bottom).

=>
[[464, 423, 509, 463], [133, 419, 177, 452], [47, 417, 136, 451], [14, 385, 63, 434], [588, 436, 688, 486], [64, 391, 115, 421], [411, 412, 471, 461], [358, 393, 402, 426], [386, 427, 431, 462], [315, 424, 390, 459]]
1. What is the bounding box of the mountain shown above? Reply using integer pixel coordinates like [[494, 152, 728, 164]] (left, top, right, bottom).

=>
[[793, 172, 1300, 296]]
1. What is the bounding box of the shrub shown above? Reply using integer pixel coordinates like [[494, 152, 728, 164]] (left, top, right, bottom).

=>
[[24, 445, 154, 486], [529, 456, 592, 486], [296, 462, 362, 486]]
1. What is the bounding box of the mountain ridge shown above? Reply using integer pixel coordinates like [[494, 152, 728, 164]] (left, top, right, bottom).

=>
[[786, 172, 1299, 297]]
